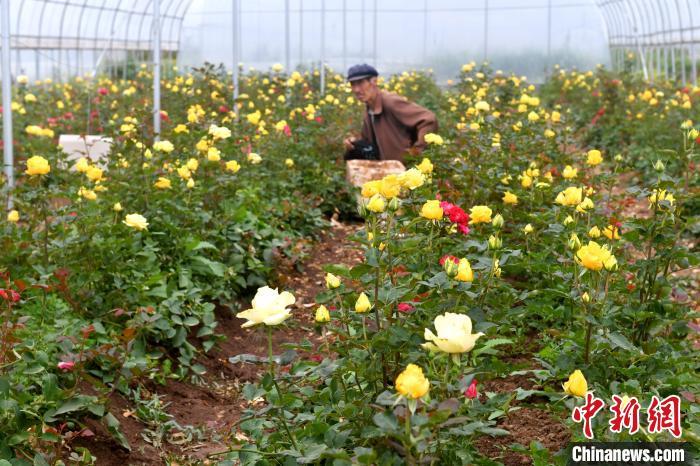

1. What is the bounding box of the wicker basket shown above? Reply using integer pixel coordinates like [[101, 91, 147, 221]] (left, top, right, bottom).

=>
[[345, 159, 406, 187]]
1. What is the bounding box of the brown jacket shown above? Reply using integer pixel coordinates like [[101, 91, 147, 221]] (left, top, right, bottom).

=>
[[361, 90, 438, 162]]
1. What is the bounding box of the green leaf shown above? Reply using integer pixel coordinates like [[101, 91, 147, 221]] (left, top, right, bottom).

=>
[[607, 332, 642, 353], [473, 338, 513, 357], [372, 412, 398, 433], [190, 256, 226, 277], [103, 412, 131, 450], [54, 397, 88, 416]]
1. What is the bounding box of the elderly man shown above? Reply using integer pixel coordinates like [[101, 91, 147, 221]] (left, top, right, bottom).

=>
[[343, 64, 438, 163]]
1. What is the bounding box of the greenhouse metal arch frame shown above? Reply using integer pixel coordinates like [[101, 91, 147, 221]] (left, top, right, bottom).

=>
[[4, 0, 700, 201]]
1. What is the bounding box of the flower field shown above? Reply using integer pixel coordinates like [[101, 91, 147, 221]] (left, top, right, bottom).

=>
[[0, 61, 698, 465]]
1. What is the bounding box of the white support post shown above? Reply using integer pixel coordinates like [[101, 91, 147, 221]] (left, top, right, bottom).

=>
[[284, 0, 290, 71], [1, 0, 13, 204], [320, 0, 325, 95], [153, 0, 161, 141], [232, 0, 240, 113]]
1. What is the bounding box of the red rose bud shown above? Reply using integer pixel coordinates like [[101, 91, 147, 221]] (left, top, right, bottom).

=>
[[9, 290, 20, 302], [218, 105, 229, 113], [97, 87, 108, 95], [0, 289, 7, 300], [57, 361, 75, 371], [397, 302, 414, 313], [465, 378, 478, 399]]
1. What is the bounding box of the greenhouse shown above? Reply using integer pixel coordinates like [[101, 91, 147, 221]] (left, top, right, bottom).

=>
[[0, 1, 698, 465]]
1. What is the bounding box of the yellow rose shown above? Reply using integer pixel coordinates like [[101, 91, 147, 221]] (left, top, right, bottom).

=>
[[527, 111, 539, 122], [395, 364, 430, 399], [25, 156, 51, 176], [236, 286, 295, 328], [420, 200, 443, 220], [77, 186, 97, 200], [502, 191, 518, 205], [562, 165, 578, 179], [424, 133, 444, 145], [586, 149, 603, 166], [85, 166, 103, 182], [325, 273, 341, 289], [551, 110, 561, 122], [153, 140, 174, 153], [355, 292, 371, 313], [73, 157, 90, 173], [208, 124, 231, 140], [315, 305, 330, 323], [177, 166, 192, 180], [154, 177, 171, 189], [366, 194, 386, 213], [247, 153, 262, 164], [416, 158, 433, 175], [361, 180, 381, 198], [563, 369, 588, 397], [7, 210, 19, 223], [576, 241, 614, 271], [225, 160, 241, 173], [379, 175, 401, 199], [186, 158, 199, 171], [187, 178, 195, 189], [207, 147, 221, 162], [576, 197, 594, 213], [123, 213, 149, 231], [174, 123, 189, 134], [246, 110, 261, 126], [398, 168, 425, 190], [422, 313, 483, 354], [523, 223, 534, 234], [285, 158, 295, 168], [469, 205, 492, 224], [521, 174, 532, 188], [555, 186, 583, 206]]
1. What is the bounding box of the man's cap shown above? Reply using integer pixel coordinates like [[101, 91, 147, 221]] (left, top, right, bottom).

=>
[[347, 64, 379, 82]]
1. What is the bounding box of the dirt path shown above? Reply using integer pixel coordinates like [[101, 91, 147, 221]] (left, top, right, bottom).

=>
[[71, 221, 365, 465]]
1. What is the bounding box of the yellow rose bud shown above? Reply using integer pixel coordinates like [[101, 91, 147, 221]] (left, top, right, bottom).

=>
[[154, 177, 171, 189], [582, 292, 591, 303], [522, 223, 534, 234], [491, 213, 504, 228], [113, 202, 123, 212], [355, 292, 371, 313], [455, 258, 474, 282], [325, 273, 341, 289], [588, 226, 601, 238], [315, 305, 330, 323], [285, 158, 295, 168], [7, 210, 19, 223], [366, 194, 386, 213], [563, 369, 588, 397]]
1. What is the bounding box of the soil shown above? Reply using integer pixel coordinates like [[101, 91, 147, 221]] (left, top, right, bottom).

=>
[[68, 220, 573, 465]]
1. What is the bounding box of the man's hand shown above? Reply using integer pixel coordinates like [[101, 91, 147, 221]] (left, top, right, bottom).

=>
[[343, 136, 357, 150]]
